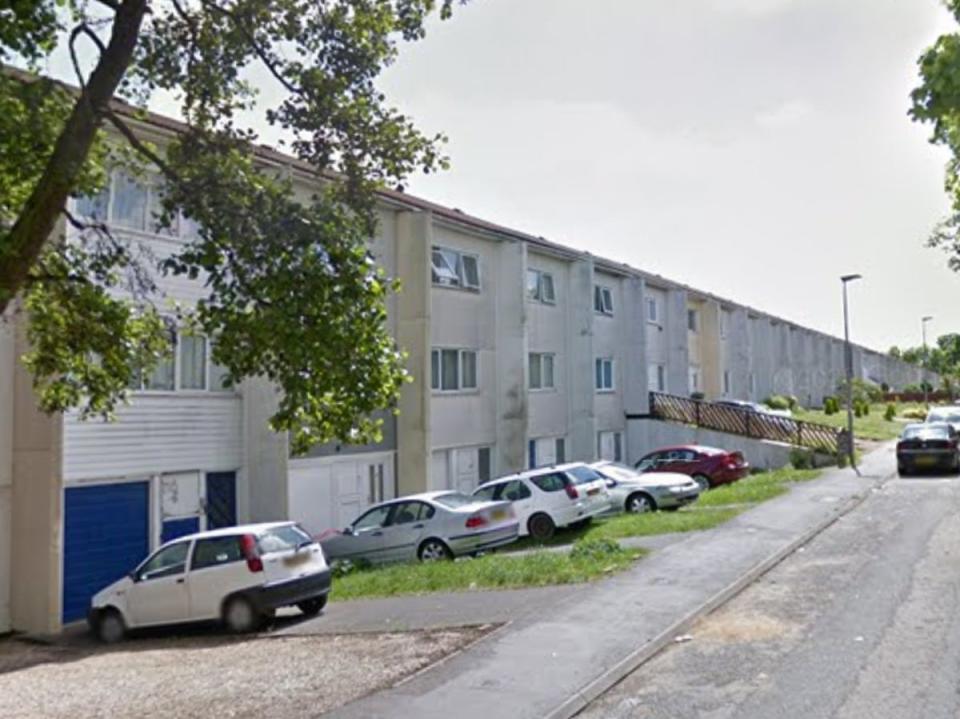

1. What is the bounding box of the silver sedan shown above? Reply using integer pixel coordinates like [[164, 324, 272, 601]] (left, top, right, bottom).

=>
[[319, 491, 519, 564], [590, 461, 701, 513]]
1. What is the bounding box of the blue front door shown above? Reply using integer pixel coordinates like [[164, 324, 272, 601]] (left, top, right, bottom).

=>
[[63, 482, 150, 623], [206, 471, 237, 529]]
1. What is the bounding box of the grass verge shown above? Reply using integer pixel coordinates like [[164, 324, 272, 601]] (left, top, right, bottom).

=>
[[330, 540, 646, 602], [794, 404, 913, 441]]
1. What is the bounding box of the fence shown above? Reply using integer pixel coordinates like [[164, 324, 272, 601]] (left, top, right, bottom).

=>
[[648, 392, 841, 455]]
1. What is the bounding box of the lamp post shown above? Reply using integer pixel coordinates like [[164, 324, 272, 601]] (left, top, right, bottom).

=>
[[922, 315, 933, 406], [841, 274, 862, 473]]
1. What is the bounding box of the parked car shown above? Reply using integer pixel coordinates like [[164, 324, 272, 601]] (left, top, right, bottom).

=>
[[897, 422, 960, 475], [590, 461, 701, 513], [88, 522, 332, 643], [925, 405, 960, 433], [634, 445, 749, 491], [320, 491, 518, 564], [715, 398, 792, 418], [473, 463, 610, 540]]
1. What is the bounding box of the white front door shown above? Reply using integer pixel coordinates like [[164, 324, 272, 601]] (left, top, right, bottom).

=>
[[431, 450, 450, 491], [335, 462, 364, 529], [127, 541, 191, 626], [455, 448, 480, 494]]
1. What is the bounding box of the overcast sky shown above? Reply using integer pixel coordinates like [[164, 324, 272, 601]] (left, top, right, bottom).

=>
[[45, 0, 960, 352], [370, 0, 958, 352]]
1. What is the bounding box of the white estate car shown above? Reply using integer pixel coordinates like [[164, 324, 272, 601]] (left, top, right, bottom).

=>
[[88, 522, 332, 643], [472, 463, 610, 540]]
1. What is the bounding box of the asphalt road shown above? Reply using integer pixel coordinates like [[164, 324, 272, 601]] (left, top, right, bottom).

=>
[[580, 469, 960, 719]]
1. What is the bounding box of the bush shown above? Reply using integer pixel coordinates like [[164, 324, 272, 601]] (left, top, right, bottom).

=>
[[884, 403, 896, 421], [786, 395, 800, 410], [569, 537, 622, 562], [789, 449, 814, 469], [823, 396, 840, 415], [903, 383, 922, 394], [902, 407, 927, 420], [330, 557, 373, 579], [764, 394, 791, 410], [837, 378, 882, 405]]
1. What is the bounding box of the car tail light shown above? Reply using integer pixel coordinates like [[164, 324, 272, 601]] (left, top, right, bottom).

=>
[[564, 484, 579, 500], [240, 533, 263, 573], [465, 514, 488, 529]]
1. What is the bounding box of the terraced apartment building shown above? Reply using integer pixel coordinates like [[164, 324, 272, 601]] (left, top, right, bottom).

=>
[[0, 105, 927, 635]]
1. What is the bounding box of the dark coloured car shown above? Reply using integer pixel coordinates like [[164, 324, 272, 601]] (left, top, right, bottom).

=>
[[897, 422, 960, 475], [634, 445, 749, 491]]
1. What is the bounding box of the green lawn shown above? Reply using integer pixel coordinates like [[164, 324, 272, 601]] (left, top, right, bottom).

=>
[[330, 541, 645, 602], [329, 466, 823, 602], [794, 404, 912, 441]]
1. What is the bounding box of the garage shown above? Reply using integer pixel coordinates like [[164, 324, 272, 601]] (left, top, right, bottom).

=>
[[62, 482, 150, 623]]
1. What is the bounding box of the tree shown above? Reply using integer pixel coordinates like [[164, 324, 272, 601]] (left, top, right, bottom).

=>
[[0, 1, 460, 453], [912, 1, 960, 267]]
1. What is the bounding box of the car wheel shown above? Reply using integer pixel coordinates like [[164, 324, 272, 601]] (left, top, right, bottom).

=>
[[625, 492, 656, 514], [418, 538, 453, 562], [94, 608, 126, 644], [297, 595, 328, 617], [898, 464, 909, 477], [223, 595, 260, 634], [527, 513, 556, 541], [692, 474, 711, 492]]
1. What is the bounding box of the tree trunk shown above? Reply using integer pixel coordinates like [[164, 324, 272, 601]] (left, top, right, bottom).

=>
[[0, 0, 147, 314]]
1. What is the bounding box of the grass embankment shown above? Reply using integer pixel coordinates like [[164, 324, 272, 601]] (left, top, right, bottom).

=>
[[330, 466, 821, 601], [794, 403, 924, 441]]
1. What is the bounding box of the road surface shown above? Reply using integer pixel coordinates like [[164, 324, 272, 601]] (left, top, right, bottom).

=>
[[580, 470, 960, 719]]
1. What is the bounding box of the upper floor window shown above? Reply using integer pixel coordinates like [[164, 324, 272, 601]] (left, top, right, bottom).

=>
[[648, 363, 665, 392], [431, 246, 480, 291], [431, 348, 478, 392], [687, 309, 699, 333], [723, 370, 732, 395], [595, 357, 615, 392], [75, 170, 200, 239], [594, 285, 614, 316], [528, 352, 556, 390], [129, 327, 233, 393], [526, 269, 556, 304], [646, 297, 659, 323]]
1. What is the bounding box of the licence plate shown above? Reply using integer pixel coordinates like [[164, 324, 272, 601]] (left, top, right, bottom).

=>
[[587, 488, 600, 496], [284, 552, 310, 567], [915, 455, 937, 466], [491, 508, 508, 521]]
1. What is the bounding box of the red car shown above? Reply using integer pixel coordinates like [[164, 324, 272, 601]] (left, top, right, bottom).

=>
[[634, 445, 749, 491]]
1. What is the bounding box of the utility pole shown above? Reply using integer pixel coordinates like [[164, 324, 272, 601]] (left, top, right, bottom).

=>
[[922, 315, 933, 407], [841, 274, 862, 474]]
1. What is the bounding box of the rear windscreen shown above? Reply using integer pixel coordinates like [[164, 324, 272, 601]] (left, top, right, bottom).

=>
[[566, 466, 603, 485], [258, 525, 312, 554]]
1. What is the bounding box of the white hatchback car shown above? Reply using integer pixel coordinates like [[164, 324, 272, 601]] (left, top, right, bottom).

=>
[[472, 463, 610, 540], [88, 522, 331, 643]]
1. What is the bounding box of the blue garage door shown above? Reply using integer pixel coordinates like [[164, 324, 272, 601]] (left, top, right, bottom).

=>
[[63, 482, 150, 623]]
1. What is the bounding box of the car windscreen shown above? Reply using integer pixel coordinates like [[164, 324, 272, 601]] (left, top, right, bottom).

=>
[[432, 492, 478, 508], [257, 524, 313, 554], [566, 466, 604, 485], [903, 425, 950, 439]]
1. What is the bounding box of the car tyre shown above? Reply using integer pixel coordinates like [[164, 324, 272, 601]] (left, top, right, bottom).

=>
[[692, 474, 711, 492], [297, 595, 328, 617], [625, 492, 656, 514], [528, 513, 556, 541], [94, 608, 126, 644], [418, 538, 453, 562], [898, 464, 909, 477], [223, 595, 260, 634]]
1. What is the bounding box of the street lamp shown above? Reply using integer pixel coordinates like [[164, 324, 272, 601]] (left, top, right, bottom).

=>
[[922, 315, 933, 406], [841, 274, 862, 474]]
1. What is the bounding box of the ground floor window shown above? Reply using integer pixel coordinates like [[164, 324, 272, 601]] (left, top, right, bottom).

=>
[[597, 431, 623, 462], [528, 436, 565, 469], [432, 445, 494, 493]]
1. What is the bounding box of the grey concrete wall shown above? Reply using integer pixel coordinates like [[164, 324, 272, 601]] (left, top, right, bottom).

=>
[[495, 239, 528, 474], [566, 257, 595, 463], [666, 288, 689, 394], [242, 377, 288, 521]]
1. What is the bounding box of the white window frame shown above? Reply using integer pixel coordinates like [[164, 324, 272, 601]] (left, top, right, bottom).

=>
[[594, 285, 614, 316], [431, 348, 479, 393], [528, 352, 556, 391], [689, 365, 701, 393], [595, 357, 615, 392], [431, 246, 481, 292], [646, 297, 659, 323], [526, 269, 556, 305], [648, 363, 666, 392]]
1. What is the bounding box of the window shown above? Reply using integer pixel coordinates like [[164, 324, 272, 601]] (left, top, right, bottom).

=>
[[646, 297, 659, 323], [388, 501, 434, 525], [478, 447, 492, 483], [567, 465, 604, 484], [431, 246, 480, 291], [527, 269, 556, 304], [556, 437, 566, 464], [191, 537, 243, 571], [431, 348, 479, 392], [257, 525, 312, 554], [723, 370, 732, 395], [648, 363, 666, 392], [76, 186, 109, 221], [528, 352, 556, 390], [353, 506, 391, 532], [112, 172, 148, 231], [137, 542, 189, 581], [530, 472, 568, 492], [598, 431, 623, 462], [179, 334, 206, 390], [595, 357, 615, 391], [528, 439, 536, 469], [142, 324, 177, 391], [594, 285, 614, 316], [473, 485, 497, 501], [688, 309, 699, 333], [689, 365, 700, 392], [208, 340, 232, 392]]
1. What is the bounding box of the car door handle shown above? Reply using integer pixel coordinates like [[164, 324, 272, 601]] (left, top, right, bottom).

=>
[[176, 578, 185, 584], [372, 531, 383, 536], [412, 524, 424, 529]]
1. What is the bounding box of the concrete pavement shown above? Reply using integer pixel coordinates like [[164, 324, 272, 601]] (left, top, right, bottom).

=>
[[327, 445, 895, 719]]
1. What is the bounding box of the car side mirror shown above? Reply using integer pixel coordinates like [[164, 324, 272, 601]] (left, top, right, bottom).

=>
[[129, 570, 139, 582], [605, 479, 617, 489], [342, 526, 354, 535]]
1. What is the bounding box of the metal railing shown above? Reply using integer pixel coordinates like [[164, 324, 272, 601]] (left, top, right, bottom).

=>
[[648, 392, 840, 454]]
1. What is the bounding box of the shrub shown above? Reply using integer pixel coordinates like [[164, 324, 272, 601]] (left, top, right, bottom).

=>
[[789, 449, 814, 469], [690, 391, 705, 401], [786, 395, 800, 410], [902, 407, 927, 420], [903, 383, 922, 394], [764, 394, 791, 410], [884, 403, 896, 421], [881, 382, 890, 393], [330, 557, 373, 579], [570, 537, 623, 562], [823, 396, 839, 415]]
